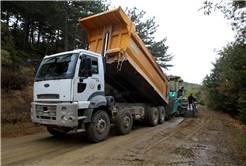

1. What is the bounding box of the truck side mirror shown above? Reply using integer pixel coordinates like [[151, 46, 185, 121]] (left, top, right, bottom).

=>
[[85, 58, 92, 77], [85, 58, 92, 70]]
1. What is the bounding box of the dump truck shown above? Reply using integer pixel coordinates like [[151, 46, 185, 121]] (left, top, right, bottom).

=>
[[30, 7, 170, 142]]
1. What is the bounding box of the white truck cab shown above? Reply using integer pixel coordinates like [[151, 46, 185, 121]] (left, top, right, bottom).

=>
[[31, 49, 110, 137]]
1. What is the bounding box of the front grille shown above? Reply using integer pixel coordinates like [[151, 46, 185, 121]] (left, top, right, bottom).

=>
[[37, 94, 59, 99], [37, 116, 56, 120], [36, 105, 57, 120]]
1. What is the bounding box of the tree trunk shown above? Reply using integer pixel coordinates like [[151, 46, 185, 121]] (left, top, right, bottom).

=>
[[45, 35, 51, 55], [72, 20, 77, 50], [82, 32, 88, 50], [23, 15, 28, 51], [31, 20, 34, 44], [56, 29, 60, 52], [13, 15, 19, 40], [64, 1, 68, 51], [23, 16, 31, 51], [6, 11, 10, 41], [37, 26, 41, 50], [6, 10, 9, 26]]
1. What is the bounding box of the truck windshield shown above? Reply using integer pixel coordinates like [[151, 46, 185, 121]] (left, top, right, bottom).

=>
[[35, 53, 78, 81]]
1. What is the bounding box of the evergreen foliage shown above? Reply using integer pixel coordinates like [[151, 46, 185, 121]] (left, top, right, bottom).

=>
[[1, 1, 109, 58], [199, 0, 246, 124], [1, 1, 109, 90], [1, 2, 174, 95], [202, 42, 246, 124]]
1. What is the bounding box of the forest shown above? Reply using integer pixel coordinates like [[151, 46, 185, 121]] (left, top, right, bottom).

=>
[[1, 1, 108, 91], [1, 1, 173, 91], [199, 1, 246, 124]]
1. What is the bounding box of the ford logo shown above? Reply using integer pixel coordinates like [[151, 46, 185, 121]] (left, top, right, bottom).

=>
[[44, 84, 49, 88]]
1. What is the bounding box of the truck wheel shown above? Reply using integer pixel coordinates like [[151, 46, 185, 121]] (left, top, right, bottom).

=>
[[47, 127, 70, 137], [157, 106, 165, 124], [147, 107, 159, 126], [86, 110, 110, 143], [115, 109, 133, 135], [143, 106, 150, 125]]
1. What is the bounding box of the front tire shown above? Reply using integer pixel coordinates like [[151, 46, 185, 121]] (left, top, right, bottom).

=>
[[147, 107, 159, 126], [115, 109, 133, 135], [86, 110, 110, 143]]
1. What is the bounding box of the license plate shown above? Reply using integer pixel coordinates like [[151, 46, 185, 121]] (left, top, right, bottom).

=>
[[41, 120, 51, 124]]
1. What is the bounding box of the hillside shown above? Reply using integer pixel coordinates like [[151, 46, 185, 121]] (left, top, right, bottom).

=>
[[182, 82, 201, 90]]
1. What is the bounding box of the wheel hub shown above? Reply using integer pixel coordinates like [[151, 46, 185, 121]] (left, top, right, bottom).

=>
[[96, 118, 106, 134], [161, 111, 165, 120], [154, 111, 158, 123], [123, 116, 130, 128]]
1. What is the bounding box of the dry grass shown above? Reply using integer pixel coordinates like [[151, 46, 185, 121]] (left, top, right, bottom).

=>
[[223, 117, 246, 165], [1, 121, 47, 138]]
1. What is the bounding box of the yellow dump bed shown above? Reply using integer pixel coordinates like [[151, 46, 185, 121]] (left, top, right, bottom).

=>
[[79, 7, 169, 105]]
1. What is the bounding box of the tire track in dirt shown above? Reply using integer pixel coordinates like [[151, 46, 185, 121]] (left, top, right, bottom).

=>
[[1, 133, 90, 165], [79, 106, 242, 166], [24, 119, 184, 166]]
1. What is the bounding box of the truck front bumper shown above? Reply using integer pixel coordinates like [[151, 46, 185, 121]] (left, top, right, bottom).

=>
[[31, 102, 79, 127]]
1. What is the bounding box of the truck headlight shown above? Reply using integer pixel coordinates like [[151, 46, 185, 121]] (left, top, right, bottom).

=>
[[36, 105, 42, 111], [61, 115, 67, 123], [61, 106, 69, 114], [36, 105, 43, 115]]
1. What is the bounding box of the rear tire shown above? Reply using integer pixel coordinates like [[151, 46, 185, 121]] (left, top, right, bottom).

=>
[[147, 107, 159, 126], [143, 106, 150, 125], [47, 127, 70, 137], [115, 109, 133, 135], [157, 106, 165, 124], [86, 110, 110, 142]]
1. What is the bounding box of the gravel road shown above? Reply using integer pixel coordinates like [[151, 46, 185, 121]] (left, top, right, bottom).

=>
[[1, 105, 243, 165]]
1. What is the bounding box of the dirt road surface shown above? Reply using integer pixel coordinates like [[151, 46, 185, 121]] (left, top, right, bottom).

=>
[[1, 105, 244, 165]]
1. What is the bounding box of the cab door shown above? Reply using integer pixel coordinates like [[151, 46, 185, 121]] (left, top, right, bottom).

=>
[[73, 54, 101, 102]]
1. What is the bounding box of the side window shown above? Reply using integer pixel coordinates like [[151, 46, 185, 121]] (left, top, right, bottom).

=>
[[92, 60, 98, 74], [79, 55, 98, 77]]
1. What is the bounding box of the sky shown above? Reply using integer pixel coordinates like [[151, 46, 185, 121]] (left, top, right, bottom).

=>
[[110, 0, 236, 84]]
